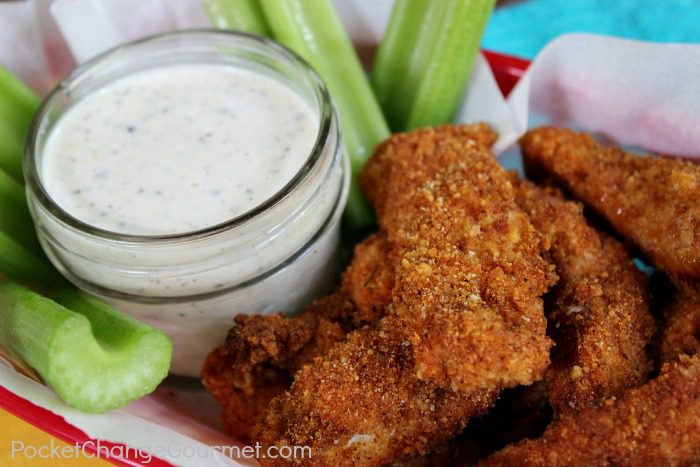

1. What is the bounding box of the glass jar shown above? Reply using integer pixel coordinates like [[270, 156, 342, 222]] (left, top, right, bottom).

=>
[[24, 30, 349, 377]]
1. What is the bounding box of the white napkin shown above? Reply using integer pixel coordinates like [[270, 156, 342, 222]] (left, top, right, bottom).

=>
[[511, 33, 700, 158]]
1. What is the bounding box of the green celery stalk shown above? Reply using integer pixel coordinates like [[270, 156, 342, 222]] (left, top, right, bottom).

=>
[[0, 168, 42, 254], [0, 66, 39, 139], [371, 0, 496, 131], [0, 118, 26, 183], [0, 67, 39, 182], [0, 232, 59, 285], [0, 282, 172, 413], [0, 166, 58, 285], [0, 69, 66, 285], [260, 0, 390, 229], [370, 0, 430, 132], [202, 0, 270, 35]]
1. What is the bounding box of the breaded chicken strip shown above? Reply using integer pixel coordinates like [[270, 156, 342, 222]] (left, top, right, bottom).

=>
[[409, 179, 656, 466], [481, 353, 700, 466], [258, 125, 552, 464], [202, 295, 349, 441], [400, 383, 552, 467], [338, 232, 395, 327], [361, 124, 554, 392], [658, 279, 700, 363], [513, 178, 655, 414], [520, 127, 700, 279], [202, 234, 394, 441], [259, 321, 499, 466]]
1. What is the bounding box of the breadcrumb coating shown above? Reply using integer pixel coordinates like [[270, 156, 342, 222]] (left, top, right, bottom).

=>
[[400, 383, 552, 467], [202, 233, 393, 441], [202, 296, 349, 441], [361, 124, 554, 392], [512, 177, 655, 414], [339, 232, 395, 327], [258, 125, 553, 464], [658, 279, 700, 363], [520, 126, 700, 279], [481, 354, 700, 466], [260, 322, 499, 466]]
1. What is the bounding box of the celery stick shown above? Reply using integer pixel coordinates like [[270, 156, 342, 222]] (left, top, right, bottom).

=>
[[0, 166, 58, 284], [0, 283, 172, 413], [0, 66, 39, 137], [371, 0, 496, 131], [0, 232, 59, 285], [0, 168, 42, 253], [202, 0, 270, 35], [260, 0, 389, 229], [0, 118, 25, 183], [370, 0, 431, 132], [0, 67, 39, 182]]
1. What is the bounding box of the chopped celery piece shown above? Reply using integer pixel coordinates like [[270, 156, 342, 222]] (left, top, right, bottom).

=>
[[202, 0, 270, 35], [371, 0, 496, 131], [0, 117, 25, 183], [0, 166, 58, 284], [0, 283, 172, 413], [0, 69, 59, 284], [260, 0, 389, 229], [0, 232, 59, 285], [370, 0, 430, 131], [0, 67, 39, 132], [0, 67, 39, 182], [0, 168, 42, 253]]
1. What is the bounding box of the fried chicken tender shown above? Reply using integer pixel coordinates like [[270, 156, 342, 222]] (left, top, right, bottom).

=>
[[202, 295, 349, 441], [257, 125, 553, 464], [401, 383, 552, 467], [512, 178, 655, 414], [481, 353, 700, 466], [202, 234, 394, 441], [520, 127, 700, 279], [339, 232, 395, 327], [259, 321, 499, 466], [360, 124, 554, 392], [409, 178, 657, 466], [658, 279, 700, 363]]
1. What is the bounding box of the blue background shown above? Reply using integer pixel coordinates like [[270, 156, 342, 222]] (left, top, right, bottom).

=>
[[483, 0, 700, 58]]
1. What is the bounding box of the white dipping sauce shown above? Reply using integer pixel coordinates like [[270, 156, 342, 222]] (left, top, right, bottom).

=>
[[42, 64, 318, 235]]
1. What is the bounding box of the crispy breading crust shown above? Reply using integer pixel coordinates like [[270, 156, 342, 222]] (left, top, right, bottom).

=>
[[202, 346, 292, 443], [260, 322, 499, 466], [513, 178, 655, 414], [520, 126, 700, 279], [361, 124, 554, 392], [658, 280, 700, 363], [481, 354, 700, 467], [201, 296, 349, 441], [339, 232, 395, 327], [399, 383, 552, 467], [202, 234, 394, 441], [406, 177, 657, 466], [258, 125, 553, 465]]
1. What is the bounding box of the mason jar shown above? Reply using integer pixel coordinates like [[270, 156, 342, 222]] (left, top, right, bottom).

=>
[[24, 30, 349, 376]]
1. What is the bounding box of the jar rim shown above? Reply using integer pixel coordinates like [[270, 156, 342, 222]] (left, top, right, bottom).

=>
[[23, 28, 335, 245]]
